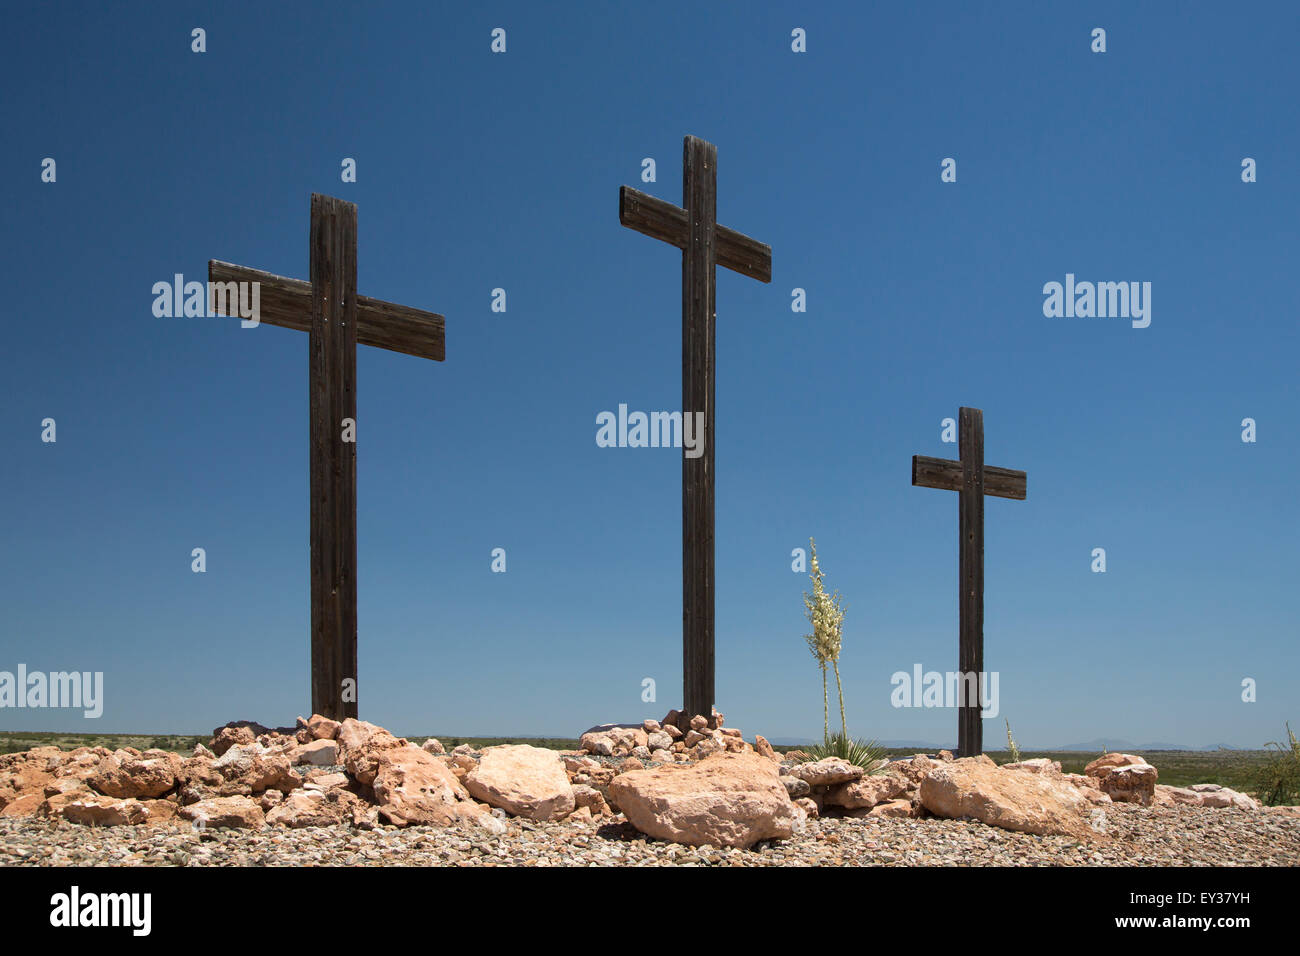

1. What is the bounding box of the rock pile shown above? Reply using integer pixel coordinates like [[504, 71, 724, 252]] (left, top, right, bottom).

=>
[[0, 714, 1269, 851]]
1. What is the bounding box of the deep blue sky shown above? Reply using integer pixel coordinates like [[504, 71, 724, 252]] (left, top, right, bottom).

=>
[[2, 2, 1296, 747]]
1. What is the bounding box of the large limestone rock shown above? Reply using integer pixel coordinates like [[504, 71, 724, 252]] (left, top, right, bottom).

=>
[[371, 746, 482, 827], [50, 794, 152, 826], [1084, 753, 1157, 806], [178, 795, 265, 829], [919, 755, 1094, 838], [608, 751, 799, 849], [211, 743, 300, 795], [89, 750, 184, 799], [337, 719, 406, 786], [464, 745, 575, 821]]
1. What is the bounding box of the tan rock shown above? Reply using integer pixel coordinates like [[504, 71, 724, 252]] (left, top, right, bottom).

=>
[[463, 745, 575, 821], [823, 772, 913, 810], [1189, 784, 1258, 810], [266, 788, 359, 827], [754, 735, 778, 761], [89, 750, 184, 799], [790, 758, 864, 787], [179, 795, 265, 829], [211, 726, 256, 756], [212, 744, 300, 795], [372, 746, 482, 827], [305, 770, 349, 790], [337, 720, 405, 785], [0, 792, 44, 817], [608, 751, 799, 849], [919, 757, 1094, 838], [290, 739, 338, 767], [420, 738, 445, 755], [795, 796, 819, 818], [1093, 762, 1158, 806], [572, 784, 611, 816], [1084, 752, 1147, 776], [579, 726, 649, 757], [142, 798, 179, 823], [868, 798, 921, 819], [890, 754, 943, 783], [306, 714, 341, 740], [55, 794, 152, 826], [1003, 758, 1062, 775]]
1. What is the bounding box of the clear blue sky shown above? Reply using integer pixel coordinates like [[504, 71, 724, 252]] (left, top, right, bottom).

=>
[[2, 2, 1296, 748]]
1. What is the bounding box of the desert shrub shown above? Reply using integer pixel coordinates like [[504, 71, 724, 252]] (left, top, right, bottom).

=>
[[1252, 722, 1300, 806], [799, 732, 886, 772]]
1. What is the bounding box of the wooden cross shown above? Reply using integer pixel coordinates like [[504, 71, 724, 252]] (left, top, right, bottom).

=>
[[912, 407, 1026, 757], [619, 135, 772, 720], [207, 193, 446, 721]]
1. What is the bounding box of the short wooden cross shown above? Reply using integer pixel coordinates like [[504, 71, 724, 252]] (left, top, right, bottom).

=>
[[912, 407, 1026, 757], [208, 193, 446, 721], [619, 135, 772, 719]]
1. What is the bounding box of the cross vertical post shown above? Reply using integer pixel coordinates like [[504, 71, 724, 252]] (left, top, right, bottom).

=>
[[958, 407, 984, 757], [207, 193, 446, 721], [619, 135, 772, 721], [911, 407, 1026, 757], [309, 195, 359, 721], [681, 137, 717, 720]]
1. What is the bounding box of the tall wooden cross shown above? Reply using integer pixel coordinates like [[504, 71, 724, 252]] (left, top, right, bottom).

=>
[[207, 193, 446, 721], [912, 407, 1026, 757], [618, 135, 772, 720]]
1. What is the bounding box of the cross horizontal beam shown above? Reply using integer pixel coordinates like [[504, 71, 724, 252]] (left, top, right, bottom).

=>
[[208, 260, 446, 362], [912, 455, 1027, 500], [619, 186, 772, 283]]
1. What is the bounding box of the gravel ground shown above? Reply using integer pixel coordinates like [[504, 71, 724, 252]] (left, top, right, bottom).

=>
[[2, 803, 1297, 867]]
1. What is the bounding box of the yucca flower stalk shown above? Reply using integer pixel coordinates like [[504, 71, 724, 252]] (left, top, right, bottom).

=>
[[802, 538, 847, 741]]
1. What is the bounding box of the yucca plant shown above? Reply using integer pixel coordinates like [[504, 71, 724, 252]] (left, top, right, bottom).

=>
[[803, 538, 847, 741], [1005, 718, 1023, 763], [801, 732, 887, 773], [797, 539, 883, 773]]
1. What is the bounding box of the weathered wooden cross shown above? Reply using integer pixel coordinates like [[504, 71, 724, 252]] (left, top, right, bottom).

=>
[[208, 193, 446, 721], [619, 135, 772, 720], [912, 407, 1026, 757]]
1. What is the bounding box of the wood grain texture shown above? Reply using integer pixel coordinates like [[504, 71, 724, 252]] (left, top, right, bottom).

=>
[[681, 135, 718, 722], [957, 407, 985, 758], [209, 260, 445, 362], [912, 456, 1027, 500], [620, 186, 772, 283], [309, 194, 359, 722]]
